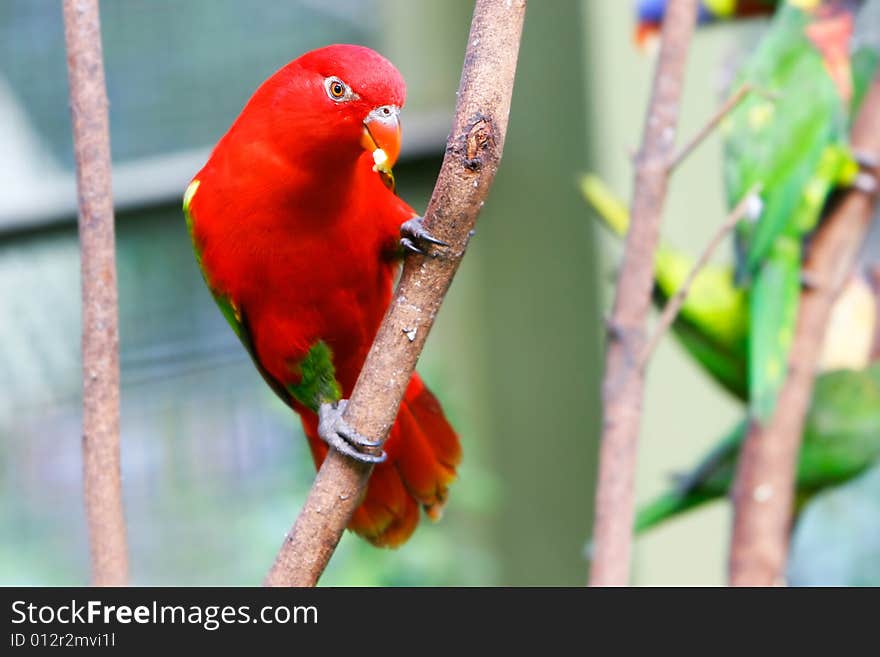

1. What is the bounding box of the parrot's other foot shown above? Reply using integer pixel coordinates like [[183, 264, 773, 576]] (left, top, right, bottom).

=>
[[852, 171, 878, 195], [854, 150, 880, 171], [604, 316, 639, 344], [318, 400, 386, 464], [400, 215, 448, 256], [800, 269, 822, 290], [604, 316, 624, 342]]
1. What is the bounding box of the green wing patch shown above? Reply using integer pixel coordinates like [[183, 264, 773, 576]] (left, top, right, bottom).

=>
[[287, 341, 342, 412]]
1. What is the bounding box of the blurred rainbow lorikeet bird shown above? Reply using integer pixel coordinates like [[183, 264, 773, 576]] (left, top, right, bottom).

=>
[[583, 176, 879, 534], [581, 174, 750, 399], [581, 170, 877, 401], [594, 2, 877, 403], [635, 0, 779, 47], [586, 0, 880, 536], [722, 0, 873, 424]]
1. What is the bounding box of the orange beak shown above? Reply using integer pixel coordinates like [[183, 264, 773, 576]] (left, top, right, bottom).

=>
[[361, 105, 401, 173]]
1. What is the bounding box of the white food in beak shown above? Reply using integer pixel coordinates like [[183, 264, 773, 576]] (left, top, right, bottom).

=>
[[372, 148, 389, 172]]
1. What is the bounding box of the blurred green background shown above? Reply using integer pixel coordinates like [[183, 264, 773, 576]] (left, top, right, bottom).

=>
[[1, 0, 878, 586]]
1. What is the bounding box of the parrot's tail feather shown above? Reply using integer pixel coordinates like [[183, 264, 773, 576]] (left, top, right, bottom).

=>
[[748, 245, 801, 423], [301, 373, 461, 548], [348, 463, 420, 548], [634, 490, 715, 534]]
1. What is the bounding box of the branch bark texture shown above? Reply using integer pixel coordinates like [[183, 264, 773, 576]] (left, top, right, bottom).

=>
[[264, 0, 526, 587], [588, 0, 699, 587], [63, 0, 128, 586], [729, 75, 880, 586]]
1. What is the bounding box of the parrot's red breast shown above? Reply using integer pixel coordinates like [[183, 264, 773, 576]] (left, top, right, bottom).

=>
[[184, 44, 461, 547]]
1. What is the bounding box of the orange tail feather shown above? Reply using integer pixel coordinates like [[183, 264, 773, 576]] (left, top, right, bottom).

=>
[[300, 373, 461, 547]]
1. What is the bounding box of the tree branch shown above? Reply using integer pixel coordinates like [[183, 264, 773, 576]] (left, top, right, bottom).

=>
[[264, 0, 526, 587], [638, 183, 760, 367], [588, 0, 699, 587], [870, 265, 880, 362], [62, 0, 128, 586], [728, 74, 880, 586], [667, 84, 754, 172]]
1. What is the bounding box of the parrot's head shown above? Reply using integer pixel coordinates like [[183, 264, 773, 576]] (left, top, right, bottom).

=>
[[634, 0, 669, 50], [788, 0, 856, 105], [635, 0, 725, 51], [254, 44, 406, 173], [633, 0, 666, 52], [634, 1, 776, 51]]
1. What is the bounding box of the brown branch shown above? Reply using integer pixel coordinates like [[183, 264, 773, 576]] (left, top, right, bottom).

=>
[[728, 74, 880, 586], [667, 84, 754, 172], [63, 0, 128, 586], [263, 0, 526, 587], [638, 184, 760, 367], [588, 0, 699, 587], [870, 265, 880, 362]]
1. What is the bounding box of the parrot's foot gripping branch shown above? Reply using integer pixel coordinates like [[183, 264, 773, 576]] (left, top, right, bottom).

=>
[[400, 215, 448, 256], [318, 399, 387, 464], [853, 172, 878, 195], [854, 150, 879, 195], [800, 269, 822, 291], [854, 149, 880, 171]]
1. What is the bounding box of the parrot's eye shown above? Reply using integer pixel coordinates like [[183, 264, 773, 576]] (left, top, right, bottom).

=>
[[324, 76, 355, 102]]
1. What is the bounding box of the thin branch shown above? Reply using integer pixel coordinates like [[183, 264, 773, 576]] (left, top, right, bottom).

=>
[[728, 74, 880, 586], [638, 183, 760, 367], [588, 0, 699, 587], [62, 0, 128, 586], [870, 265, 880, 362], [264, 0, 527, 587], [667, 84, 754, 172]]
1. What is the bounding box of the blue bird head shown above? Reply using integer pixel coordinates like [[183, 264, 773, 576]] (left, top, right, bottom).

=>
[[635, 0, 719, 26]]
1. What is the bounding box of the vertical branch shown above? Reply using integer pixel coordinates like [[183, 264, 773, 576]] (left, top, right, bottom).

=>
[[264, 0, 526, 587], [63, 0, 128, 586], [728, 75, 880, 586], [870, 265, 880, 362], [588, 0, 698, 587]]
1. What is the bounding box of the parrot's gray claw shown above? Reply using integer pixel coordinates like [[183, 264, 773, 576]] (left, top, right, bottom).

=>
[[853, 171, 878, 195], [400, 237, 425, 255], [604, 316, 635, 343], [400, 215, 448, 256], [318, 400, 386, 464], [854, 150, 880, 171], [800, 269, 822, 291]]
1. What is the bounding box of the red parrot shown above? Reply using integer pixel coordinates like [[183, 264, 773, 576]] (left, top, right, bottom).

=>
[[183, 44, 461, 548]]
